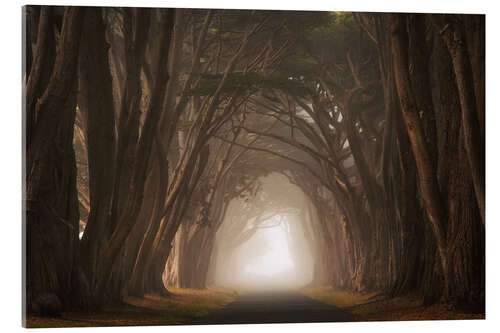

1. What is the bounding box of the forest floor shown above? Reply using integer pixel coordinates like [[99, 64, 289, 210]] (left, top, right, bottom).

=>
[[25, 287, 237, 328], [302, 286, 485, 321], [25, 286, 485, 327]]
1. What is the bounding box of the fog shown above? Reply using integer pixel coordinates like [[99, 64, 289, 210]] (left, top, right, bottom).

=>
[[212, 173, 314, 290]]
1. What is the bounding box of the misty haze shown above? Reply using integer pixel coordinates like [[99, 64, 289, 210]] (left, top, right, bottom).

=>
[[23, 5, 485, 327]]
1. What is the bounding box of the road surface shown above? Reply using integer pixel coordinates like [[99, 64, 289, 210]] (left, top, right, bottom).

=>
[[194, 289, 352, 325]]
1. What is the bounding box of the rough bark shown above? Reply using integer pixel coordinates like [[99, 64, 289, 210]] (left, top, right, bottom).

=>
[[78, 7, 117, 289], [25, 7, 85, 314], [25, 6, 56, 148], [430, 14, 485, 225], [95, 9, 175, 298], [391, 14, 450, 298]]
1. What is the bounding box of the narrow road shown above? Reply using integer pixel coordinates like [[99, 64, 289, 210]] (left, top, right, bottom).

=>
[[194, 290, 352, 325]]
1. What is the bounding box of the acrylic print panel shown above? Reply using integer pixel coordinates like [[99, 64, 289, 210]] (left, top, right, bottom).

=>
[[22, 3, 485, 328]]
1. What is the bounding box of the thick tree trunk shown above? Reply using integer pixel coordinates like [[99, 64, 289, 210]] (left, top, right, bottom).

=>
[[25, 6, 56, 148], [25, 7, 85, 315], [430, 15, 485, 225], [107, 8, 151, 236], [432, 26, 485, 309], [144, 145, 209, 295], [78, 7, 117, 289], [463, 15, 485, 138], [391, 14, 450, 299], [95, 9, 175, 299]]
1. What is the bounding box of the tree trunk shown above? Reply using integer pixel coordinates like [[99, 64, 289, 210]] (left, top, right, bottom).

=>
[[78, 7, 117, 289], [25, 7, 85, 314], [430, 14, 485, 225], [391, 14, 450, 299], [25, 6, 56, 148]]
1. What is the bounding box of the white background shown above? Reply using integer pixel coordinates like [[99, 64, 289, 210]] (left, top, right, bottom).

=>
[[1, 0, 498, 332]]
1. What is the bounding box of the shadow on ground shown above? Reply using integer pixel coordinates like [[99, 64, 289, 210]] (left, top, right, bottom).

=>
[[194, 289, 352, 325]]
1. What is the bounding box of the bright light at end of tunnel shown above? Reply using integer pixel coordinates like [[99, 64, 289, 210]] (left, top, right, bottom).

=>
[[213, 175, 316, 291], [243, 224, 295, 277]]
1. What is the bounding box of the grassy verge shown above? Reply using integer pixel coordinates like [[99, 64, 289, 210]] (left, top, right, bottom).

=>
[[26, 287, 237, 328], [302, 286, 484, 321]]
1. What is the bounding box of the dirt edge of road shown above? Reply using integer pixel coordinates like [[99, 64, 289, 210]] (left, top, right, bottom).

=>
[[302, 286, 485, 321], [25, 287, 236, 328]]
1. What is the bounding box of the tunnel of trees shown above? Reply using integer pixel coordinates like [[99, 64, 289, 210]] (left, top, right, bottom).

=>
[[23, 6, 484, 316]]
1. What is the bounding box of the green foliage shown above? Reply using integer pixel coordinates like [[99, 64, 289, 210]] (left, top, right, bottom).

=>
[[276, 11, 362, 83], [310, 12, 359, 51], [189, 72, 312, 98], [279, 10, 331, 37], [307, 11, 359, 44], [293, 11, 361, 68], [279, 55, 320, 77]]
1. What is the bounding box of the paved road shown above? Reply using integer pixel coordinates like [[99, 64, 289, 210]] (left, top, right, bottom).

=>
[[194, 290, 352, 325]]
